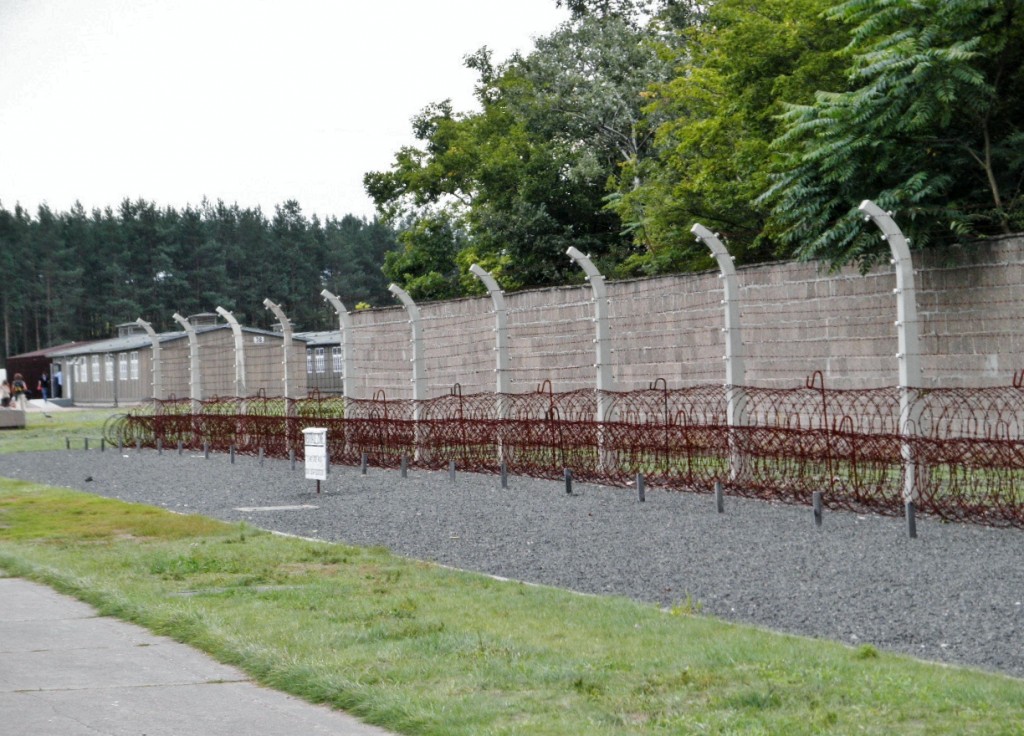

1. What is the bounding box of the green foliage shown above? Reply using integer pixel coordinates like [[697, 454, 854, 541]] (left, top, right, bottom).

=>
[[365, 12, 674, 293], [607, 0, 850, 273], [763, 0, 1024, 268], [381, 213, 464, 301], [0, 199, 399, 360]]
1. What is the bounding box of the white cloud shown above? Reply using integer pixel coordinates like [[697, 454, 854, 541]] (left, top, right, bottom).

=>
[[0, 0, 568, 219]]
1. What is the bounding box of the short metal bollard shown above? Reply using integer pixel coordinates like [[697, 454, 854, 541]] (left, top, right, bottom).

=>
[[100, 438, 105, 452], [500, 460, 508, 489], [258, 447, 264, 466], [84, 438, 89, 451], [177, 440, 183, 455], [157, 438, 163, 455], [449, 459, 456, 482], [204, 441, 210, 459], [361, 452, 368, 475], [564, 468, 573, 495], [637, 473, 646, 503], [230, 445, 236, 464], [400, 454, 408, 478], [289, 448, 296, 470], [906, 501, 917, 539], [715, 481, 724, 513], [812, 491, 823, 527]]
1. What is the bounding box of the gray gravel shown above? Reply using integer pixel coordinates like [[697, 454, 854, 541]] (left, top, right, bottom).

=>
[[1, 449, 1022, 679]]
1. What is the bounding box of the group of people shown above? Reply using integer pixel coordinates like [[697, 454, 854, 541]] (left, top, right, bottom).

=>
[[1, 370, 60, 409]]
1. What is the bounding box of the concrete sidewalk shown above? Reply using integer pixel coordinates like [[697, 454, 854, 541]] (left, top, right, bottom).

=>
[[0, 575, 395, 735]]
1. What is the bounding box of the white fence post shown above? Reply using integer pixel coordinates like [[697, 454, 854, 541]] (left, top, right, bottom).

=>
[[320, 289, 356, 403], [565, 247, 615, 421], [388, 284, 426, 406], [172, 312, 201, 411], [389, 284, 426, 461], [262, 299, 293, 400], [470, 264, 511, 466], [691, 224, 747, 482], [215, 306, 247, 398], [136, 317, 162, 402], [566, 247, 616, 472], [859, 200, 922, 526], [468, 264, 511, 402]]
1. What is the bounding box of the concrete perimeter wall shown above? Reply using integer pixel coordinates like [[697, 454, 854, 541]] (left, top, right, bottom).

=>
[[342, 235, 1024, 400]]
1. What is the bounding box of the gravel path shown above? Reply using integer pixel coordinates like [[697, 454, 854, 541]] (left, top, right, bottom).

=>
[[1, 449, 1022, 679]]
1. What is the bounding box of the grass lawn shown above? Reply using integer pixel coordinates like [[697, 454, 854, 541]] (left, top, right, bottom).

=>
[[0, 406, 125, 453], [1, 408, 1023, 734]]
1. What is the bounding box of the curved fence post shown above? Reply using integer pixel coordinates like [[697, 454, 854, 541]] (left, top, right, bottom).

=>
[[566, 247, 615, 473], [565, 247, 615, 419], [320, 289, 355, 402], [136, 317, 162, 403], [859, 200, 922, 527], [172, 313, 201, 411], [262, 299, 293, 400], [691, 224, 747, 483], [388, 284, 426, 405], [470, 264, 511, 466], [389, 284, 426, 461], [215, 306, 247, 398], [469, 264, 510, 402]]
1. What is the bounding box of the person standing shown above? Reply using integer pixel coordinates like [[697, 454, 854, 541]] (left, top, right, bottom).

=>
[[54, 368, 62, 398], [38, 372, 49, 400], [11, 373, 28, 410]]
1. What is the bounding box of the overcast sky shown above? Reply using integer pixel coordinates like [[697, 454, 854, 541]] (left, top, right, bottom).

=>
[[0, 0, 569, 221]]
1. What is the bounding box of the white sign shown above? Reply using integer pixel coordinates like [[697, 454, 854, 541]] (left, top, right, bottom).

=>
[[302, 427, 328, 480]]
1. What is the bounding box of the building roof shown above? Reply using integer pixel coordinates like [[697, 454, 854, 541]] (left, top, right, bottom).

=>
[[295, 330, 341, 346], [48, 324, 314, 358], [7, 340, 103, 360]]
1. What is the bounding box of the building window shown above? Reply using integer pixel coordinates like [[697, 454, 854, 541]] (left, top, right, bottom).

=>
[[105, 354, 114, 382], [315, 347, 325, 374], [91, 355, 100, 383], [306, 348, 312, 374], [76, 360, 85, 384], [118, 353, 128, 380], [130, 352, 139, 380], [332, 346, 342, 373]]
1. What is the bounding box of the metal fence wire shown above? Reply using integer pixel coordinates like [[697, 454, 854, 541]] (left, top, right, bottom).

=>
[[105, 374, 1024, 528]]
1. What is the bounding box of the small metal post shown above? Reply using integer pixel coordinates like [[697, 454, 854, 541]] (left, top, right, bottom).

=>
[[400, 454, 408, 478], [177, 440, 183, 455], [637, 473, 646, 503], [203, 441, 210, 459], [715, 481, 724, 513], [564, 468, 573, 495], [906, 501, 917, 538], [812, 491, 823, 527], [500, 460, 508, 489], [157, 438, 163, 455], [84, 438, 89, 451], [449, 459, 456, 482], [258, 447, 264, 466], [117, 436, 123, 453], [136, 439, 141, 453], [289, 448, 296, 470], [100, 438, 105, 452], [65, 437, 70, 450], [230, 445, 236, 464], [316, 479, 321, 495], [361, 452, 368, 475]]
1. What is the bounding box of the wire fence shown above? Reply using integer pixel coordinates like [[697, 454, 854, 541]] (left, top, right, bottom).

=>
[[105, 372, 1024, 529]]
